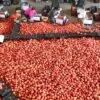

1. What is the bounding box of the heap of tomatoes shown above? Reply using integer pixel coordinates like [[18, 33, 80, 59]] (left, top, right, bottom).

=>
[[20, 22, 100, 34], [0, 18, 14, 35], [0, 18, 99, 35], [0, 38, 100, 99]]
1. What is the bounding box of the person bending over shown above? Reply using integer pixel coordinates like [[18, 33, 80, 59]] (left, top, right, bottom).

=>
[[24, 7, 37, 20], [51, 0, 60, 9]]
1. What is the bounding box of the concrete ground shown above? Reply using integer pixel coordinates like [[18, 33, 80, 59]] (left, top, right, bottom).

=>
[[4, 0, 100, 21]]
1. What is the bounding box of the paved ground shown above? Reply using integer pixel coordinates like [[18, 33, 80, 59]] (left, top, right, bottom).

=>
[[4, 0, 100, 22], [5, 0, 100, 12]]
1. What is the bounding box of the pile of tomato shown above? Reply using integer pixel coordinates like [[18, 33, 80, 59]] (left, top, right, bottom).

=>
[[0, 18, 14, 35], [0, 18, 99, 35], [20, 22, 100, 34], [0, 38, 100, 99]]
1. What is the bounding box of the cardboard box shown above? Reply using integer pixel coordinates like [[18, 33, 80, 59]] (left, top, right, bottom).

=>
[[56, 18, 64, 25], [83, 19, 93, 25], [32, 16, 41, 21], [55, 16, 68, 25]]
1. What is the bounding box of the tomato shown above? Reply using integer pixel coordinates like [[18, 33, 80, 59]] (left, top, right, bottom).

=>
[[0, 18, 14, 35], [20, 22, 100, 34]]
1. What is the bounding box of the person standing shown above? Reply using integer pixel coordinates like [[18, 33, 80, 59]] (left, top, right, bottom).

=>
[[77, 0, 84, 8], [48, 8, 55, 23], [24, 7, 37, 20], [51, 0, 60, 9]]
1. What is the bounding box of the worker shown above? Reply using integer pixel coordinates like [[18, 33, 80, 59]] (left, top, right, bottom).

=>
[[42, 5, 51, 17], [51, 0, 60, 9], [48, 8, 56, 23], [77, 0, 84, 8], [48, 7, 62, 24], [10, 8, 21, 21], [72, 0, 84, 8], [24, 7, 37, 20]]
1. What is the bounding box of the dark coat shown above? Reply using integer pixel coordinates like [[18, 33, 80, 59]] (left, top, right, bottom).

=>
[[77, 0, 84, 8], [48, 9, 54, 18], [51, 0, 60, 9], [72, 0, 84, 8]]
